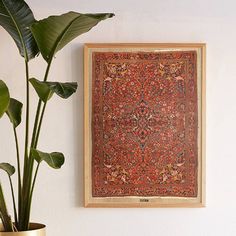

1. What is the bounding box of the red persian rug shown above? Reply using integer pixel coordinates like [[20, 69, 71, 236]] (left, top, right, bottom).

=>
[[92, 51, 198, 197]]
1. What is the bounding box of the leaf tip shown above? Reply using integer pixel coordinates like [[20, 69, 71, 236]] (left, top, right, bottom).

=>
[[109, 13, 115, 18]]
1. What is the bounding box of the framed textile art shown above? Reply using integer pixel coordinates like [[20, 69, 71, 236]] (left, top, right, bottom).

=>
[[84, 43, 205, 207]]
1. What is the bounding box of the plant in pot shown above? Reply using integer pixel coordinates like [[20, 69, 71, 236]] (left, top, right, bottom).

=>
[[0, 0, 114, 234]]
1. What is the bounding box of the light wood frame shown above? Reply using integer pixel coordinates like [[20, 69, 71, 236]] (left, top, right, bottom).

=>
[[84, 43, 206, 208]]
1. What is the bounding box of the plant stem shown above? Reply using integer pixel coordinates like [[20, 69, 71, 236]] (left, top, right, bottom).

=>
[[30, 102, 42, 148], [0, 182, 13, 232], [22, 162, 40, 231], [13, 128, 21, 188], [21, 59, 53, 230], [28, 59, 53, 188], [30, 163, 40, 200], [35, 102, 47, 147], [22, 60, 30, 198], [19, 60, 30, 230], [13, 128, 21, 222], [23, 60, 30, 168], [30, 58, 53, 148], [44, 59, 53, 82], [8, 177, 18, 225], [26, 163, 40, 224], [22, 104, 48, 229]]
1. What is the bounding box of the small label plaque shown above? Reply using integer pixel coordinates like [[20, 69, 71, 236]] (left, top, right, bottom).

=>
[[139, 199, 149, 202]]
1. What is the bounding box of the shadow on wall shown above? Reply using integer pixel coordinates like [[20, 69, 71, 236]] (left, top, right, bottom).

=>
[[71, 43, 84, 207]]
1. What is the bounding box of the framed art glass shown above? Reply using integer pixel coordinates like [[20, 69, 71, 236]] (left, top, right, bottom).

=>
[[84, 43, 205, 207]]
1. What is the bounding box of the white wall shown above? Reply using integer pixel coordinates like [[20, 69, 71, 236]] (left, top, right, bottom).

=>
[[0, 0, 236, 235]]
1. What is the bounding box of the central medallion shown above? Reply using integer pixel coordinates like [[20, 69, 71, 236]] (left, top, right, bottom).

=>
[[119, 99, 169, 149]]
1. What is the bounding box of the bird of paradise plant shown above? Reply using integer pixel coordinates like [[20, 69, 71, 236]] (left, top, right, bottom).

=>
[[0, 0, 114, 232]]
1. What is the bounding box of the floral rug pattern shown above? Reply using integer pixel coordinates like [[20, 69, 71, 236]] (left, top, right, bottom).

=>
[[92, 51, 198, 197]]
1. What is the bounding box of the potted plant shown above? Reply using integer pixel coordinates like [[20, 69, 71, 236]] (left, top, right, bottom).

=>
[[0, 0, 114, 234]]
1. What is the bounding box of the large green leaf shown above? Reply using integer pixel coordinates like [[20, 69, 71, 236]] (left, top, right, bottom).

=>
[[0, 163, 15, 176], [29, 78, 53, 103], [0, 80, 10, 118], [29, 78, 77, 102], [6, 98, 23, 128], [45, 81, 78, 99], [0, 0, 39, 60], [31, 12, 114, 62], [31, 149, 65, 169]]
